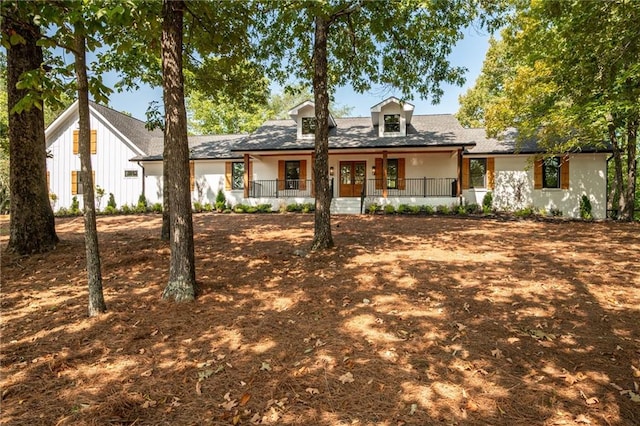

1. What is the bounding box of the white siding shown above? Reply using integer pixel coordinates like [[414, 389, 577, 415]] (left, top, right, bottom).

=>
[[46, 110, 144, 210]]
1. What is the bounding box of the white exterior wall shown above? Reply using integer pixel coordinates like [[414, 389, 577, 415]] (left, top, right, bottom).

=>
[[46, 112, 144, 210], [462, 154, 608, 219]]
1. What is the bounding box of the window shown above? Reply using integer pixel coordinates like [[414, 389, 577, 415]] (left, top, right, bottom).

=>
[[124, 170, 138, 178], [543, 157, 561, 188], [231, 162, 244, 190], [285, 161, 300, 189], [301, 117, 316, 135], [383, 114, 400, 133], [469, 158, 487, 188], [386, 159, 398, 189]]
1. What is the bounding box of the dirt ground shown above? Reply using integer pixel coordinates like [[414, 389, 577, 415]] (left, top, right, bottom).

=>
[[1, 213, 639, 426]]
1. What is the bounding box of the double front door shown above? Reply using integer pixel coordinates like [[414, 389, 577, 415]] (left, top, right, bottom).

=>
[[339, 161, 366, 197]]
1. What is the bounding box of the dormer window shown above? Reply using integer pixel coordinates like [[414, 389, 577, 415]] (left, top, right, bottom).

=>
[[384, 114, 400, 133], [302, 117, 316, 135]]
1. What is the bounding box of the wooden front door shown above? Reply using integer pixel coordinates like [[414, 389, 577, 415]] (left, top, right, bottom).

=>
[[339, 161, 366, 197]]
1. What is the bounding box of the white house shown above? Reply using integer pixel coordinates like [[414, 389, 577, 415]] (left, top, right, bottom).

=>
[[46, 98, 611, 218]]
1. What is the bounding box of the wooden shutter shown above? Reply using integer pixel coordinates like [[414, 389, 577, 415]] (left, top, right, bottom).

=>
[[225, 162, 232, 190], [299, 160, 307, 190], [534, 159, 543, 189], [278, 160, 285, 190], [461, 158, 470, 189], [90, 130, 97, 154], [487, 157, 495, 189], [560, 155, 570, 189], [73, 130, 79, 154], [71, 171, 78, 195], [375, 158, 383, 189], [397, 158, 406, 190], [189, 161, 195, 191]]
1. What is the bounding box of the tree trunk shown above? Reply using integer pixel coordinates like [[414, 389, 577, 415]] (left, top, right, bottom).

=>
[[622, 117, 638, 221], [74, 29, 106, 316], [3, 9, 58, 254], [607, 119, 625, 219], [310, 15, 334, 251], [161, 0, 197, 302], [161, 148, 170, 241]]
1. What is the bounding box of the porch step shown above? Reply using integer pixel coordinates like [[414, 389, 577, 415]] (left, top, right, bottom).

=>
[[331, 198, 363, 215]]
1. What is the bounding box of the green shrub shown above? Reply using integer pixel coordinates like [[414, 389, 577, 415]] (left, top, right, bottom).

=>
[[514, 206, 535, 218], [56, 207, 69, 217], [104, 205, 118, 215], [70, 196, 81, 215], [107, 193, 117, 209], [223, 208, 232, 214], [257, 203, 273, 213], [397, 204, 410, 214], [409, 205, 421, 215], [482, 191, 493, 211], [203, 202, 213, 212], [383, 204, 395, 214], [301, 202, 314, 213], [234, 204, 247, 213], [580, 195, 592, 220], [466, 203, 481, 214], [436, 205, 450, 215], [215, 189, 226, 212], [367, 203, 380, 214], [456, 204, 468, 215], [192, 201, 203, 213], [550, 207, 563, 217], [136, 194, 148, 212], [151, 203, 163, 213], [286, 203, 302, 212], [247, 207, 258, 213], [423, 205, 435, 215], [120, 204, 132, 214]]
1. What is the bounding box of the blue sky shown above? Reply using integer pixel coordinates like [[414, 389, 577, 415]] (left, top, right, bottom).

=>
[[103, 27, 490, 121]]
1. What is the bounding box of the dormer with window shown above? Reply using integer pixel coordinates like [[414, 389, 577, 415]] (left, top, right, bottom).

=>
[[288, 100, 337, 140], [370, 97, 415, 137]]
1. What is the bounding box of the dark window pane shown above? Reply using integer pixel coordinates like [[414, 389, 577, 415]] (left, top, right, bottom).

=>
[[232, 162, 244, 190], [384, 114, 400, 133], [285, 161, 300, 189], [470, 158, 487, 188], [302, 117, 316, 135], [543, 157, 560, 188], [387, 159, 398, 189]]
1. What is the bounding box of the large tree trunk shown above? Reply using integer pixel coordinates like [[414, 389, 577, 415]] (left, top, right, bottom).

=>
[[161, 149, 170, 241], [161, 0, 197, 302], [74, 29, 106, 317], [310, 15, 334, 251], [622, 118, 638, 221], [607, 119, 625, 219], [3, 8, 58, 254]]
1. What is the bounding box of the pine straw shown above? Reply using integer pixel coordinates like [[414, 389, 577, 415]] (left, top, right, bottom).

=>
[[1, 214, 639, 425]]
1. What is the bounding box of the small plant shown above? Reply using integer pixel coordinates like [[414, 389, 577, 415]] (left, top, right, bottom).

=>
[[456, 204, 467, 215], [367, 203, 380, 214], [192, 201, 203, 213], [223, 208, 232, 214], [203, 202, 213, 212], [301, 202, 314, 213], [482, 191, 493, 212], [56, 207, 69, 216], [95, 186, 105, 211], [136, 194, 148, 213], [121, 204, 132, 214], [257, 203, 273, 213], [286, 203, 302, 212], [409, 205, 421, 215], [70, 196, 81, 215], [151, 203, 163, 213], [234, 203, 250, 213], [466, 203, 480, 214], [549, 207, 563, 217], [383, 204, 395, 214], [215, 189, 226, 212], [423, 205, 435, 215], [247, 206, 258, 213], [580, 195, 593, 220], [107, 193, 117, 209], [514, 206, 535, 218], [397, 204, 410, 214], [436, 204, 450, 215], [103, 205, 118, 215], [49, 193, 58, 210]]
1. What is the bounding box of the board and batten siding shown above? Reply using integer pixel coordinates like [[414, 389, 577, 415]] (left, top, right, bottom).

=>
[[46, 110, 144, 210]]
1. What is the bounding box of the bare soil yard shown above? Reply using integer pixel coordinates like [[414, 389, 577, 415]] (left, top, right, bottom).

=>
[[1, 214, 639, 426]]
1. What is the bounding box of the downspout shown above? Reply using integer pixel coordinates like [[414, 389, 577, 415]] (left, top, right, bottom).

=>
[[137, 161, 145, 200]]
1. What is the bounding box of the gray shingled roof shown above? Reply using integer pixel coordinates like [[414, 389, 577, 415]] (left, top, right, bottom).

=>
[[232, 115, 477, 152], [90, 101, 163, 154], [131, 134, 247, 161]]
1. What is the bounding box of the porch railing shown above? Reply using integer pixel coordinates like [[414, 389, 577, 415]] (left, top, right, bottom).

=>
[[249, 179, 313, 198], [365, 177, 457, 198]]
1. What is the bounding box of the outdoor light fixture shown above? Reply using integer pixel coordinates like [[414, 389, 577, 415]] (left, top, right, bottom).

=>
[[329, 166, 334, 176], [371, 165, 376, 175]]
